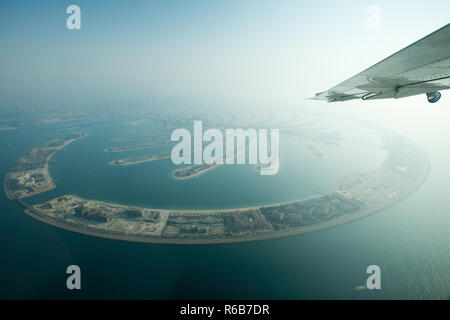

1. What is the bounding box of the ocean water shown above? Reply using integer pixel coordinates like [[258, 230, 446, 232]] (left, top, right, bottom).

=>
[[0, 113, 448, 299]]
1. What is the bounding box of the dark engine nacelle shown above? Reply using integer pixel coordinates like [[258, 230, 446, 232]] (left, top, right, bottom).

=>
[[426, 92, 441, 103]]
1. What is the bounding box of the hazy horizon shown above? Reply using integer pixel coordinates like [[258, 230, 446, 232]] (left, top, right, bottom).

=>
[[1, 0, 450, 110]]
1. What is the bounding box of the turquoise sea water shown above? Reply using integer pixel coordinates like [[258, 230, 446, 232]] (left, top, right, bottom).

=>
[[0, 114, 448, 299]]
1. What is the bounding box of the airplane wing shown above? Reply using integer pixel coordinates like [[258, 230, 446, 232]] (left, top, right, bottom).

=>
[[312, 23, 450, 103]]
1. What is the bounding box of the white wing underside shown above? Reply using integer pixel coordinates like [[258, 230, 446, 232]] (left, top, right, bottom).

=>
[[312, 24, 450, 102]]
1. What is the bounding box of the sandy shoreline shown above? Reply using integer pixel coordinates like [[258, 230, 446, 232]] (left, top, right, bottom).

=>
[[109, 154, 171, 166], [3, 133, 88, 200], [104, 141, 175, 153], [172, 163, 221, 180], [21, 171, 427, 245], [18, 146, 430, 245], [5, 128, 432, 245]]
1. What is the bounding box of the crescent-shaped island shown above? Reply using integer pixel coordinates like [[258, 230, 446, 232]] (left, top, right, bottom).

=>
[[3, 127, 430, 244]]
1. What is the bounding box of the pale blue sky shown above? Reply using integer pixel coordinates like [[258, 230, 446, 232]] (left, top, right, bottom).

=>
[[0, 0, 449, 108]]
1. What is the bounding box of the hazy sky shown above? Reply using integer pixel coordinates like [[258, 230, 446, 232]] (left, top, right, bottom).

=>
[[0, 0, 449, 108]]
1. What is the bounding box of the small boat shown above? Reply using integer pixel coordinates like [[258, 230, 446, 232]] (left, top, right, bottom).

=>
[[354, 285, 368, 291]]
